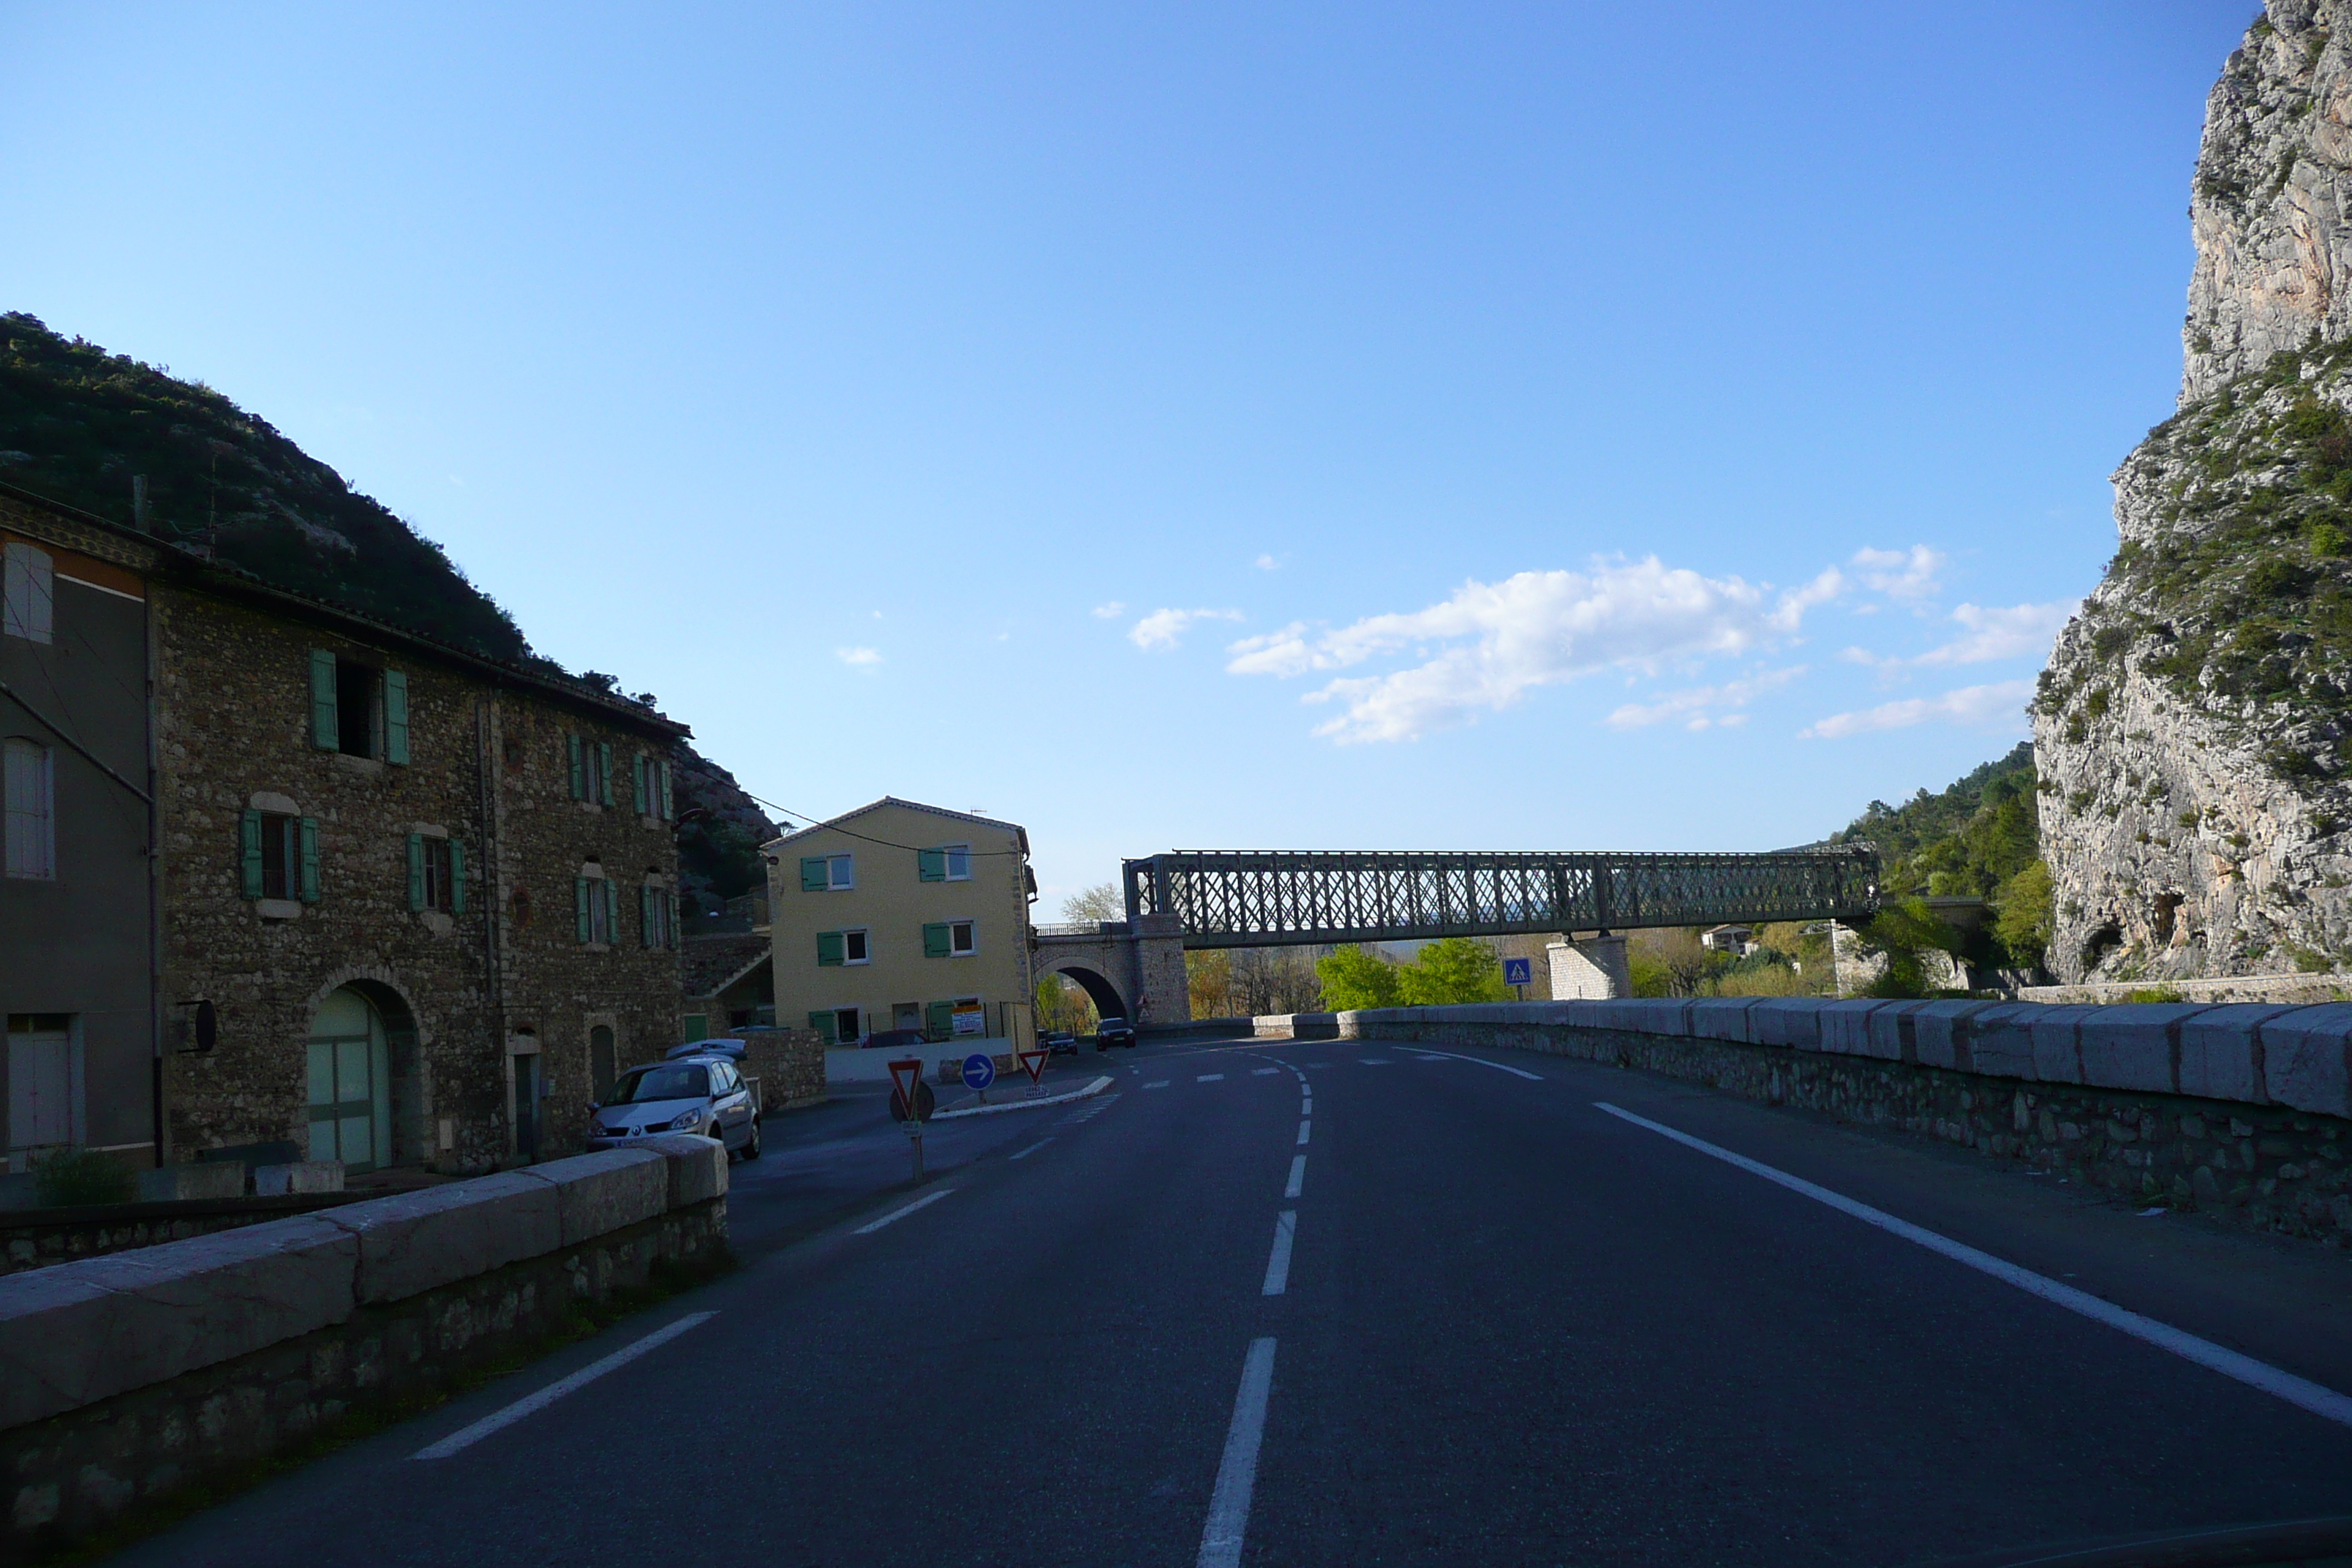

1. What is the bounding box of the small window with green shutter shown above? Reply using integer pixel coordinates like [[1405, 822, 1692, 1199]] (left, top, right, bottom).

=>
[[308, 651, 338, 750], [816, 930, 845, 967], [568, 734, 585, 799], [924, 1000, 954, 1041], [410, 834, 460, 914], [382, 671, 410, 765], [918, 849, 946, 883], [657, 758, 674, 820], [240, 809, 265, 898], [596, 742, 614, 806], [922, 921, 951, 958], [807, 1010, 839, 1045], [297, 818, 319, 902], [243, 809, 312, 902]]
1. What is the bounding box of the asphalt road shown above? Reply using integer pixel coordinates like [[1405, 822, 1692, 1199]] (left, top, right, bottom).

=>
[[110, 1036, 2352, 1567]]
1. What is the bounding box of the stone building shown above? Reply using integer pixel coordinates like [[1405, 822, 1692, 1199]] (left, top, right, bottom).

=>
[[1, 483, 689, 1175]]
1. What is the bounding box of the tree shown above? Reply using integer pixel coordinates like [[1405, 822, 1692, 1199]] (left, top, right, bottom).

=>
[[1991, 859, 2055, 969], [1187, 949, 1235, 1018], [1856, 897, 1962, 998], [1060, 883, 1123, 923], [1395, 938, 1512, 1005], [1316, 945, 1402, 1009]]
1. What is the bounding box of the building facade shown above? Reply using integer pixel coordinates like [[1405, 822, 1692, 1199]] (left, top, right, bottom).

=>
[[766, 799, 1034, 1049], [3, 483, 692, 1177], [0, 489, 157, 1171]]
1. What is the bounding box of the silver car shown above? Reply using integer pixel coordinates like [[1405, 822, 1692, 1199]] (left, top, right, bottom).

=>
[[587, 1055, 761, 1160]]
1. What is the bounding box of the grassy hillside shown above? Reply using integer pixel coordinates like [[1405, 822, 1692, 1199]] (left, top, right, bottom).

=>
[[0, 312, 528, 660]]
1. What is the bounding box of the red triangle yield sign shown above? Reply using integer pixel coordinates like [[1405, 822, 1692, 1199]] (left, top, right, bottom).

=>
[[888, 1058, 924, 1104], [1017, 1049, 1047, 1085]]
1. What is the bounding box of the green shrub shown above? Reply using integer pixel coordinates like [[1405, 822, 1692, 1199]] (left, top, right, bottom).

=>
[[2125, 987, 2187, 1004], [1313, 945, 1402, 1011], [31, 1147, 136, 1207]]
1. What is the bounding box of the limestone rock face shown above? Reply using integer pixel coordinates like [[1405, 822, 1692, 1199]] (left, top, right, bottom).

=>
[[2040, 1, 2352, 984]]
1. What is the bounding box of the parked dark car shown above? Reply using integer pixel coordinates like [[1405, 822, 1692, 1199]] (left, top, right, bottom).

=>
[[1095, 1016, 1137, 1049], [1041, 1030, 1079, 1056], [864, 1028, 930, 1051]]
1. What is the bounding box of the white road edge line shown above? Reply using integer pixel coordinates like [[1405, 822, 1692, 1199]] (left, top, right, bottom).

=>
[[1009, 1138, 1054, 1161], [1197, 1337, 1279, 1568], [1397, 1047, 1542, 1081], [1594, 1101, 2352, 1430], [1297, 1120, 1311, 1146], [413, 1311, 717, 1459], [854, 1188, 954, 1235], [1284, 1154, 1305, 1199], [1262, 1210, 1297, 1295]]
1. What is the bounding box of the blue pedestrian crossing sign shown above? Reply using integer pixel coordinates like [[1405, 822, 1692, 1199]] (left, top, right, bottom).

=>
[[1502, 957, 1533, 987], [962, 1052, 997, 1090]]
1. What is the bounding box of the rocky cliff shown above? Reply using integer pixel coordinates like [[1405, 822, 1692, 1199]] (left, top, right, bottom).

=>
[[2038, 0, 2352, 982]]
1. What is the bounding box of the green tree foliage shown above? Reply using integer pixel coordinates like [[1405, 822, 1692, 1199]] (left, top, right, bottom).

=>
[[32, 1147, 135, 1207], [1855, 897, 1964, 999], [1831, 741, 2049, 968], [1991, 859, 2055, 968], [1315, 945, 1403, 1009], [0, 314, 531, 660], [1315, 938, 1509, 1009], [1061, 883, 1124, 923]]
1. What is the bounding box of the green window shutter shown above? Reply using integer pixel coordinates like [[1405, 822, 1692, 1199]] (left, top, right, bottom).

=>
[[597, 742, 614, 806], [816, 930, 845, 967], [925, 1000, 954, 1041], [567, 734, 584, 800], [382, 670, 410, 765], [659, 760, 674, 820], [668, 891, 680, 948], [308, 649, 338, 750], [807, 1011, 838, 1045], [638, 883, 652, 946], [449, 837, 465, 914], [407, 834, 426, 911], [633, 753, 648, 814], [918, 849, 946, 882], [682, 1013, 709, 1042], [298, 818, 320, 903], [923, 921, 951, 958], [576, 876, 592, 942], [239, 810, 264, 899], [799, 856, 827, 892]]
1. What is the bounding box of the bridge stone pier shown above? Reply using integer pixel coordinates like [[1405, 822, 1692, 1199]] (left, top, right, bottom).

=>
[[1029, 913, 1192, 1026]]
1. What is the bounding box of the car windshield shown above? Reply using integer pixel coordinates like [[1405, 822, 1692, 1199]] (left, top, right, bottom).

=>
[[1099, 1017, 1126, 1028], [607, 1065, 708, 1104]]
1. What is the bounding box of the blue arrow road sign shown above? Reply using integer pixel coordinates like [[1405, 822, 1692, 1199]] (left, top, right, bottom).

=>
[[1503, 957, 1533, 987], [962, 1052, 997, 1090]]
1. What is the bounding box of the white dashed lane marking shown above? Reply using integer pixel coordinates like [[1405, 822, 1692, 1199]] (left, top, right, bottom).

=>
[[1198, 1073, 1225, 1082], [1284, 1155, 1306, 1199], [1145, 1080, 1171, 1090], [1252, 1067, 1281, 1076], [1261, 1212, 1297, 1297], [1297, 1120, 1310, 1146]]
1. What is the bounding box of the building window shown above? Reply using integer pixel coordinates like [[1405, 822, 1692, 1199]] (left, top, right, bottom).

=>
[[634, 753, 674, 820], [568, 736, 613, 805], [3, 739, 54, 881], [919, 843, 973, 882], [6, 1013, 80, 1153], [923, 919, 976, 957], [502, 736, 526, 776], [408, 833, 464, 914], [241, 808, 320, 902], [576, 869, 616, 943], [511, 885, 534, 929], [817, 928, 870, 966], [3, 543, 53, 644], [641, 883, 677, 948], [800, 853, 854, 891], [308, 650, 409, 764], [807, 1006, 860, 1045]]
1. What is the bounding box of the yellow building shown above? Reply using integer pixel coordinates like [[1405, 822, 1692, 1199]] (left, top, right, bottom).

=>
[[765, 798, 1035, 1050]]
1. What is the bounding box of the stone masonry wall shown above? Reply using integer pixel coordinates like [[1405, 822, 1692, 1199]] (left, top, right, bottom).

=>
[[154, 587, 683, 1173]]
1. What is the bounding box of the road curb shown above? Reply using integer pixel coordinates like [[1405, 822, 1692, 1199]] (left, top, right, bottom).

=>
[[928, 1076, 1114, 1121]]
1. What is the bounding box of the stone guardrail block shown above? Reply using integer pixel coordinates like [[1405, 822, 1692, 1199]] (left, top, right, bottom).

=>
[[325, 1171, 561, 1306], [2256, 1004, 2352, 1118], [521, 1148, 669, 1248], [642, 1134, 728, 1210], [1748, 998, 1824, 1050], [2026, 1005, 2099, 1085], [1908, 1000, 1996, 1070], [1686, 999, 1759, 1044], [2078, 1005, 2203, 1095], [0, 1213, 356, 1430], [1863, 1000, 1937, 1063], [2178, 1006, 2291, 1103], [1959, 1004, 2038, 1079], [1815, 1000, 1886, 1058]]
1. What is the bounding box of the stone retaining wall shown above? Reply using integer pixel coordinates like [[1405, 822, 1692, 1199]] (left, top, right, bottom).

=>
[[1256, 1000, 2352, 1248], [1, 1193, 363, 1278], [0, 1135, 728, 1560], [732, 1028, 826, 1112]]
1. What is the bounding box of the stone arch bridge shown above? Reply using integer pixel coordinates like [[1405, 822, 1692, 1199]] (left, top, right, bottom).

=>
[[1030, 846, 1880, 1028]]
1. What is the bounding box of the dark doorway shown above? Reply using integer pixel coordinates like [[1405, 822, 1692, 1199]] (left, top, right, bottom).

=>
[[513, 1053, 540, 1161], [589, 1026, 617, 1103]]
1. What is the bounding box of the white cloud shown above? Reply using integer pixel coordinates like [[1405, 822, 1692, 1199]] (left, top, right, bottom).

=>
[[1091, 601, 1127, 619], [1842, 599, 2079, 673], [1850, 544, 1947, 600], [1255, 553, 1285, 571], [1605, 666, 1807, 731], [834, 647, 883, 667], [1800, 679, 2035, 739], [1131, 607, 1243, 651], [1230, 558, 1842, 743]]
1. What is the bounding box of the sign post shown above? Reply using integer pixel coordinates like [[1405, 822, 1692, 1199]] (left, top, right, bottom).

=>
[[1017, 1048, 1048, 1096], [1503, 957, 1532, 1000], [886, 1058, 932, 1179], [962, 1051, 997, 1105]]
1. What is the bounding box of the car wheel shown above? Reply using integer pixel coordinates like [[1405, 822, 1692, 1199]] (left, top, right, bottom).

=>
[[743, 1118, 761, 1161]]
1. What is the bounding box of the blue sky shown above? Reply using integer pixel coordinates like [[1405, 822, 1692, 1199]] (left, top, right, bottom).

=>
[[1, 2, 2257, 905]]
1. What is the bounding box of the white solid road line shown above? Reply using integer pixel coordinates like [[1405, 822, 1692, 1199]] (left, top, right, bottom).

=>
[[1361, 1058, 1390, 1065], [1398, 1047, 1542, 1081], [853, 1188, 954, 1235], [413, 1311, 717, 1460], [1262, 1210, 1297, 1295], [1595, 1101, 2352, 1431], [1284, 1154, 1305, 1199], [1009, 1138, 1054, 1161], [1296, 1120, 1311, 1146], [1197, 1337, 1279, 1568]]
